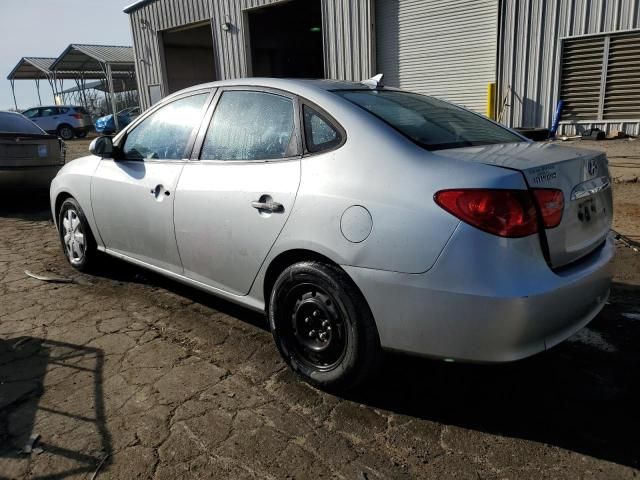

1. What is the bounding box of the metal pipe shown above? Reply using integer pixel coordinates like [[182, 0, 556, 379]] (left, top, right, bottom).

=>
[[10, 79, 17, 110], [105, 63, 120, 132]]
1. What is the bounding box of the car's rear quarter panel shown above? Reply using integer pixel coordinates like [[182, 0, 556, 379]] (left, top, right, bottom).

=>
[[262, 99, 531, 275]]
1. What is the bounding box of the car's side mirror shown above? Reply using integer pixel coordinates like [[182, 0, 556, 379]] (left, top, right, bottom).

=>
[[89, 136, 117, 158]]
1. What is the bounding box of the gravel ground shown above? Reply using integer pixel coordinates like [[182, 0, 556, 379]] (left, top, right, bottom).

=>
[[0, 138, 638, 479]]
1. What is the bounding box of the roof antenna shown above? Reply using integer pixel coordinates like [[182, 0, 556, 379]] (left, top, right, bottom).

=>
[[361, 73, 384, 89]]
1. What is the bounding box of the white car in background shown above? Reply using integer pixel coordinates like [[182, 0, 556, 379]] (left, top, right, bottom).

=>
[[22, 105, 93, 140]]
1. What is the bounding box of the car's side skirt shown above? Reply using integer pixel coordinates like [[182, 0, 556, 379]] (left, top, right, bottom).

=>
[[99, 246, 266, 314]]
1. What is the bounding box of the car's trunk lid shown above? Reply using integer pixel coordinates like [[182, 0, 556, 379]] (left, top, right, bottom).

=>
[[434, 141, 613, 268], [0, 133, 64, 167]]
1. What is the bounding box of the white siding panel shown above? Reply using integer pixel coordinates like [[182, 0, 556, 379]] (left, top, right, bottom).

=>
[[376, 0, 498, 113]]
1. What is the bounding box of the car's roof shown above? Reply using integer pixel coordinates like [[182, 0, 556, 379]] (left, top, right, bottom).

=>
[[22, 105, 82, 109], [170, 78, 381, 104], [185, 78, 371, 92]]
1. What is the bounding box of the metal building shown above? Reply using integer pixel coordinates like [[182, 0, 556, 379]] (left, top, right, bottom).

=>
[[125, 0, 640, 135], [498, 0, 640, 135]]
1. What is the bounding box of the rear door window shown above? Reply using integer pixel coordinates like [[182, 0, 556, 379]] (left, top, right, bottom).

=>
[[122, 93, 209, 160], [200, 90, 296, 161], [303, 105, 342, 153], [40, 107, 57, 117]]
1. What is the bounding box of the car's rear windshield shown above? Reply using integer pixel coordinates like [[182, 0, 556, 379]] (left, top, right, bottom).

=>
[[0, 112, 45, 134], [74, 107, 90, 114], [334, 89, 524, 151]]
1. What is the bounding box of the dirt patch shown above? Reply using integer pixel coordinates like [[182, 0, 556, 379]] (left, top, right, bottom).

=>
[[1, 139, 638, 478]]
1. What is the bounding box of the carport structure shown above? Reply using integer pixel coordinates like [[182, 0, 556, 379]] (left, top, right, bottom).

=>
[[51, 44, 137, 131], [7, 57, 61, 109]]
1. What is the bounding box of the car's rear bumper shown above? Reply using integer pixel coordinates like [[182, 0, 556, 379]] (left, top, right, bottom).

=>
[[0, 165, 62, 189], [74, 125, 94, 134], [343, 226, 615, 363]]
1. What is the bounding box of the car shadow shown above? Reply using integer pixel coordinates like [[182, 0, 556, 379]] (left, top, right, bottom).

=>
[[91, 255, 268, 332], [87, 249, 640, 469], [0, 337, 111, 479], [345, 280, 640, 470], [0, 190, 51, 222]]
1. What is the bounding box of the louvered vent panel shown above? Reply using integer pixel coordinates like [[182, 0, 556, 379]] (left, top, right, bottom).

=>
[[560, 37, 605, 120], [603, 31, 640, 120]]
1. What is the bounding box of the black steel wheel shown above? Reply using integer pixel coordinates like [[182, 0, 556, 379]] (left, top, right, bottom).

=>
[[269, 261, 381, 390]]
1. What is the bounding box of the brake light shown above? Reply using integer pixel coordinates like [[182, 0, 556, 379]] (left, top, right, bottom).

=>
[[434, 189, 539, 238], [71, 113, 83, 119], [532, 189, 564, 228]]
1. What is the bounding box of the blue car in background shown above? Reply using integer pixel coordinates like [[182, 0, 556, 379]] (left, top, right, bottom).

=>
[[94, 106, 140, 135]]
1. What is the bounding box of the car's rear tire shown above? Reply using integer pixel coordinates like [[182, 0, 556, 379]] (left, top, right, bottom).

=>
[[57, 124, 74, 141], [58, 197, 97, 272], [75, 131, 87, 138], [269, 261, 381, 391]]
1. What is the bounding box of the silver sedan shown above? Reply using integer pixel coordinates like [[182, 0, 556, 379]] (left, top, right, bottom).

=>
[[50, 78, 614, 389]]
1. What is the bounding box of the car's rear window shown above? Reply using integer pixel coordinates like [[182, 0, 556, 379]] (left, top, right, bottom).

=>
[[0, 112, 45, 134], [334, 90, 524, 151]]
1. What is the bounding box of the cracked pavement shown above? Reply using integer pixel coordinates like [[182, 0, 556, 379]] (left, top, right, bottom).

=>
[[1, 139, 639, 479]]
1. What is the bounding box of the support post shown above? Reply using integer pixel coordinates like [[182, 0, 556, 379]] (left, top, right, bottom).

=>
[[10, 79, 18, 110], [35, 78, 42, 105], [106, 63, 120, 132]]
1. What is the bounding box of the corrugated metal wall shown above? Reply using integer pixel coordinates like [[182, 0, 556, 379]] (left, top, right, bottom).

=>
[[376, 0, 499, 114], [128, 0, 374, 109], [497, 0, 640, 135]]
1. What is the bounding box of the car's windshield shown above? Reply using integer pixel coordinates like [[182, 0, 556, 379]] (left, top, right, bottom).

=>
[[0, 112, 45, 134], [335, 89, 524, 151]]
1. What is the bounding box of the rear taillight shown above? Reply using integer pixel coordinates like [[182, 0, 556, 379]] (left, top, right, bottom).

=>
[[434, 189, 539, 238], [532, 189, 564, 228], [71, 113, 83, 119]]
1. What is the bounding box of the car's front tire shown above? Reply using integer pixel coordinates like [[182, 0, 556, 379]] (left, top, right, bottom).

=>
[[58, 197, 97, 272], [269, 261, 381, 391]]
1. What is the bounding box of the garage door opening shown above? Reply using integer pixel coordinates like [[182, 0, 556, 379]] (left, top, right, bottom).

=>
[[247, 0, 324, 78], [162, 23, 216, 94]]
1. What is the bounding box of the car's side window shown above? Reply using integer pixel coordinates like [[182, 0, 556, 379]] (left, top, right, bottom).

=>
[[200, 90, 295, 161], [40, 107, 57, 117], [122, 93, 208, 161], [22, 109, 38, 119], [303, 105, 342, 153]]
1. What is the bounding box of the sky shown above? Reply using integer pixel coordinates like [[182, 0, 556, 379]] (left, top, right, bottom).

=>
[[0, 0, 134, 110]]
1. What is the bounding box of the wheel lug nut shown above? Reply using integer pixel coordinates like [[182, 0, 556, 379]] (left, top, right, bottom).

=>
[[313, 310, 319, 317], [308, 330, 316, 338], [304, 317, 310, 324], [322, 320, 329, 328], [319, 332, 327, 341]]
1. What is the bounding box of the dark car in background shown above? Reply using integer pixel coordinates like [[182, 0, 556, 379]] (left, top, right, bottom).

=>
[[0, 111, 65, 189], [94, 106, 140, 135], [22, 105, 93, 140]]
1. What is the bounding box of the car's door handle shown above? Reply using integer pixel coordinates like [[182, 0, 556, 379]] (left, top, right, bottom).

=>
[[150, 186, 171, 197], [251, 200, 284, 213]]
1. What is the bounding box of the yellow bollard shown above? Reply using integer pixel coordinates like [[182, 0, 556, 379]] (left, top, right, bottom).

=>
[[486, 82, 496, 120]]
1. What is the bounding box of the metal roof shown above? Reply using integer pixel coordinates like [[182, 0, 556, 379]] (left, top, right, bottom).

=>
[[7, 57, 56, 80], [51, 44, 135, 72], [123, 0, 156, 13]]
